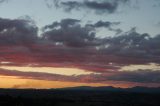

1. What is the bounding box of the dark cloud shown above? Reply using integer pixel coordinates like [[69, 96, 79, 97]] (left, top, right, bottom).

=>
[[87, 20, 122, 34], [49, 0, 129, 14], [0, 18, 160, 69], [82, 0, 119, 13], [106, 70, 160, 83], [42, 18, 120, 47], [99, 28, 160, 60], [43, 18, 80, 30], [94, 20, 120, 28], [0, 18, 38, 45]]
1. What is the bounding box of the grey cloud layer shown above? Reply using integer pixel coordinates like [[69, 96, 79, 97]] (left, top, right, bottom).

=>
[[42, 20, 160, 61], [100, 28, 160, 59], [106, 70, 160, 83], [0, 17, 160, 63], [42, 18, 120, 47], [48, 0, 129, 14], [0, 18, 38, 45]]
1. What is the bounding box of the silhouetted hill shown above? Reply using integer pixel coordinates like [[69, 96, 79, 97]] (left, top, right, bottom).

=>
[[127, 86, 160, 93], [0, 86, 160, 106], [57, 86, 160, 93]]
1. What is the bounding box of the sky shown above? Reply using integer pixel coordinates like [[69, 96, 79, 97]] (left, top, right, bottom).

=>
[[0, 0, 160, 89]]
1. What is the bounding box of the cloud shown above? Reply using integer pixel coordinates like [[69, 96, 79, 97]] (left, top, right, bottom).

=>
[[0, 0, 8, 3], [42, 18, 120, 47], [43, 18, 80, 30], [1, 68, 160, 84], [87, 20, 122, 34], [99, 28, 160, 60], [0, 18, 160, 69], [0, 18, 38, 45], [93, 20, 120, 28], [106, 70, 160, 83], [49, 0, 129, 14], [42, 21, 97, 47], [0, 68, 103, 83], [0, 18, 160, 73]]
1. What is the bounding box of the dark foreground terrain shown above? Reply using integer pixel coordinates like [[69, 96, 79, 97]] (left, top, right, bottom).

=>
[[0, 86, 160, 106]]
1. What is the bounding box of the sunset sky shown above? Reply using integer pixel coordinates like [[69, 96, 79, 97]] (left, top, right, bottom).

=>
[[0, 0, 160, 89]]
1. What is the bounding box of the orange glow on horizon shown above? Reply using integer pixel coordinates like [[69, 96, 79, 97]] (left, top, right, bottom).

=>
[[0, 75, 109, 89], [0, 75, 159, 89]]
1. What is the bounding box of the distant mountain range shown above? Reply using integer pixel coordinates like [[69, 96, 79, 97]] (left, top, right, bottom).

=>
[[57, 86, 160, 93], [0, 86, 160, 93]]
